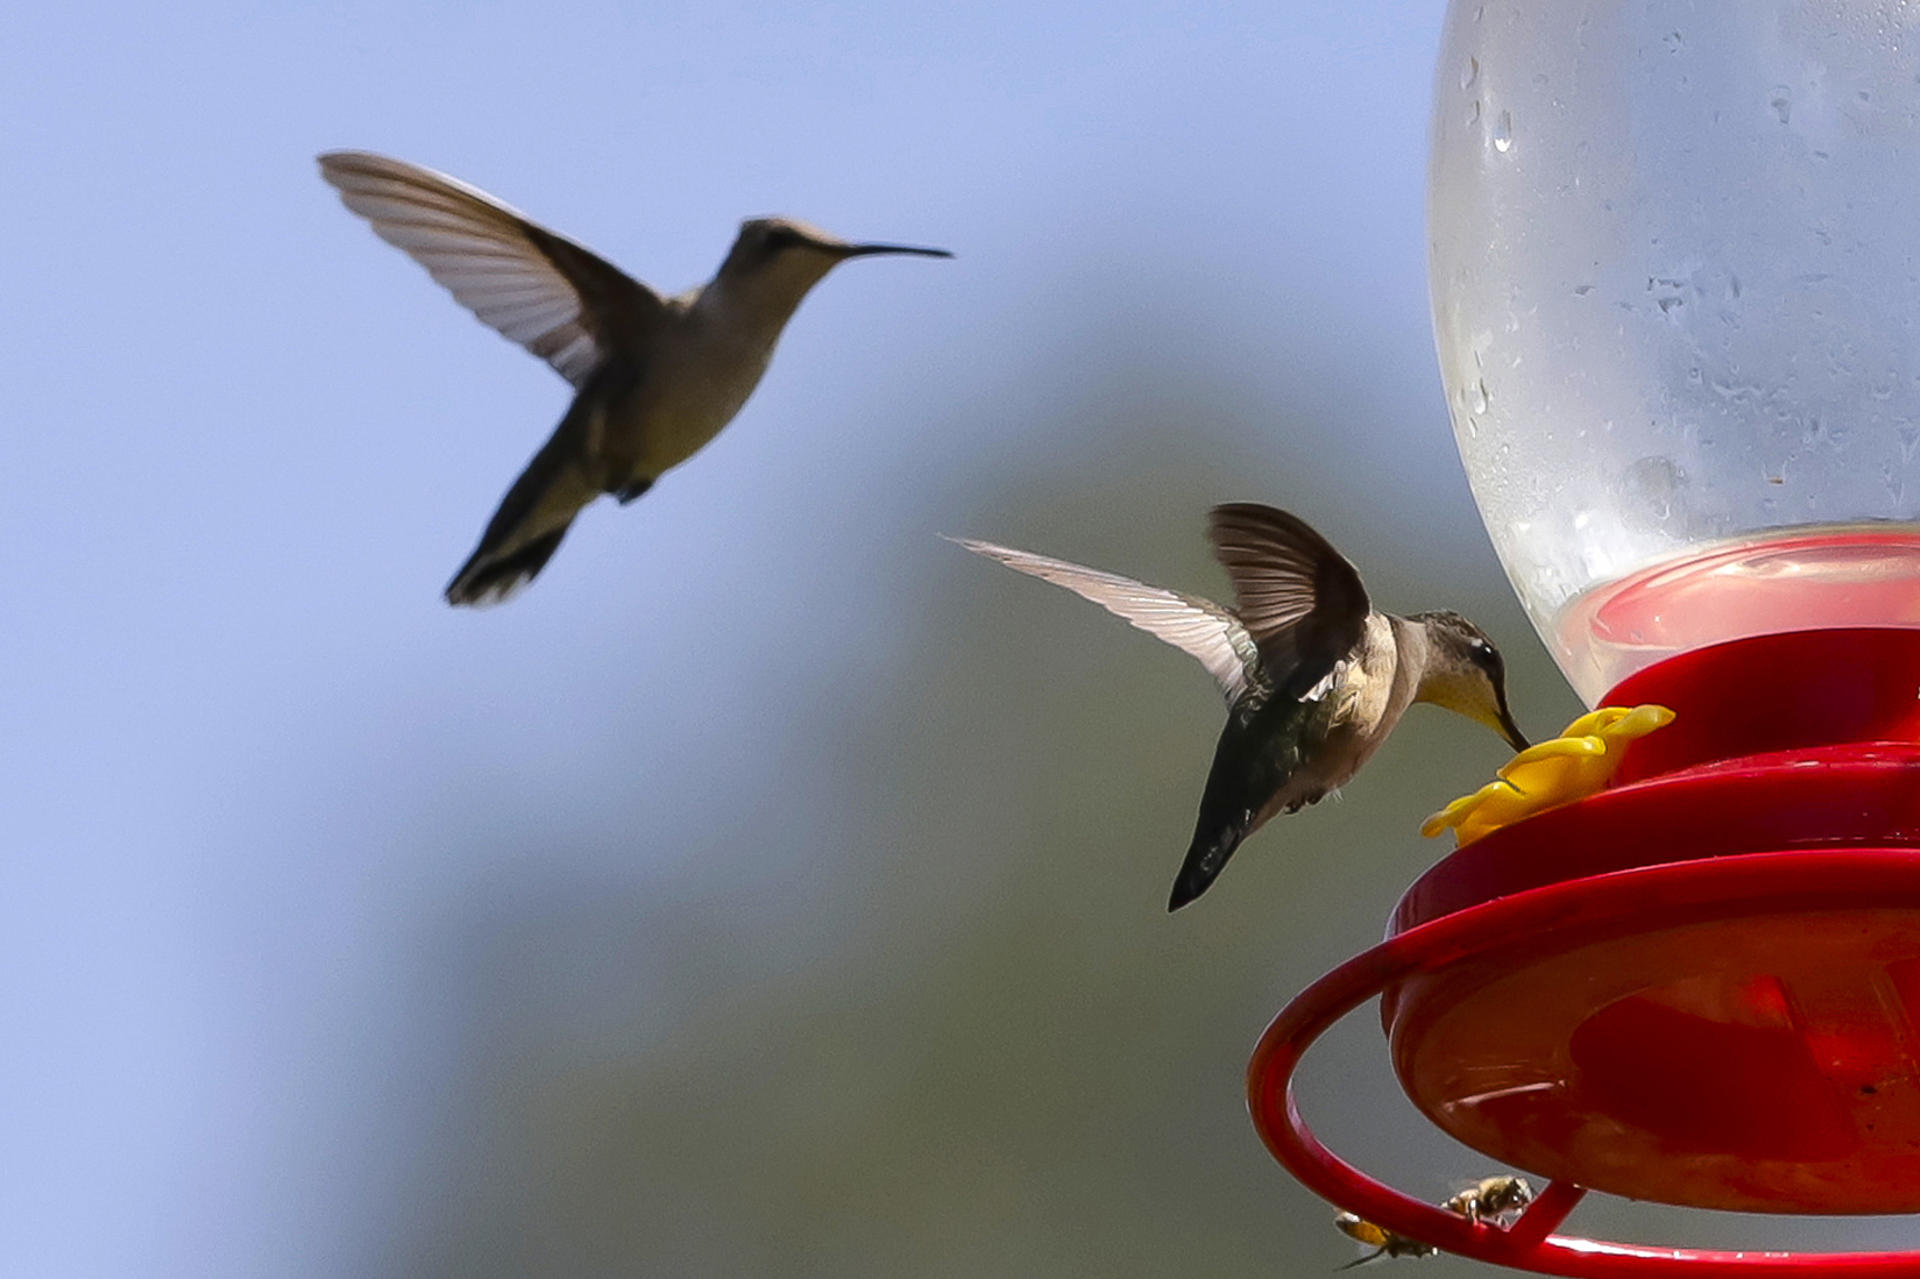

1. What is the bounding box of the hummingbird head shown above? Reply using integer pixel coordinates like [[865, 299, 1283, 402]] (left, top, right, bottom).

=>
[[715, 217, 951, 310], [1408, 611, 1529, 752]]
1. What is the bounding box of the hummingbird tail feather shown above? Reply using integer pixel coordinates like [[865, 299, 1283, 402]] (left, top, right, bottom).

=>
[[444, 421, 599, 607], [1167, 820, 1250, 912], [445, 523, 571, 606]]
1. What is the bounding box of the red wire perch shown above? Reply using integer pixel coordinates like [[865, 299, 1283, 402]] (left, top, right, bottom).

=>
[[1247, 849, 1920, 1277]]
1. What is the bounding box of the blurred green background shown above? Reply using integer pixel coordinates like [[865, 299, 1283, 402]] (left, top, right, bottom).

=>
[[7, 1, 1914, 1275]]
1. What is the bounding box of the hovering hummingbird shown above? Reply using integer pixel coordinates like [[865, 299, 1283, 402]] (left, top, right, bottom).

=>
[[317, 151, 952, 605], [955, 504, 1530, 910]]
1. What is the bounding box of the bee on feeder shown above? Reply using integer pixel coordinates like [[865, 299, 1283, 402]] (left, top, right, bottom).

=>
[[1332, 1212, 1436, 1268], [1444, 1174, 1535, 1225], [1332, 1173, 1535, 1266]]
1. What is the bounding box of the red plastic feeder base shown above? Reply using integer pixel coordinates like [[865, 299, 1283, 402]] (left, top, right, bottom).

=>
[[1248, 629, 1920, 1274]]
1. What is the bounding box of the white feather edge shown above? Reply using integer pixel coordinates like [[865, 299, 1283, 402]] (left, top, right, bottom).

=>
[[318, 151, 608, 386], [949, 536, 1255, 702]]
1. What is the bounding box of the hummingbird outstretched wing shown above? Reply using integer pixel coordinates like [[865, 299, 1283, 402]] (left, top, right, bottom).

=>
[[1207, 503, 1370, 701], [949, 537, 1261, 702], [317, 151, 666, 388]]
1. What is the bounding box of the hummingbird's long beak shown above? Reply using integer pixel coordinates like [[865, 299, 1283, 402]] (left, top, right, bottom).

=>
[[836, 242, 953, 259], [1494, 692, 1530, 753]]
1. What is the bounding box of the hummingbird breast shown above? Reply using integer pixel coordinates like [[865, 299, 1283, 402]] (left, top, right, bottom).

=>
[[1250, 616, 1409, 826], [616, 316, 779, 478]]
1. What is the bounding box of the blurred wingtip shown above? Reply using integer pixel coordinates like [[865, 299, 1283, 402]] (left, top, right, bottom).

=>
[[944, 534, 1008, 559]]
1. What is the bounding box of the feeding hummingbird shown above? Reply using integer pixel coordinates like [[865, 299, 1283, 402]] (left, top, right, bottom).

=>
[[955, 503, 1530, 910], [317, 151, 952, 605]]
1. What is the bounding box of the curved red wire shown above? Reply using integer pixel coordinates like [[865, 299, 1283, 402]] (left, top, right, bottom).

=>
[[1247, 849, 1920, 1276]]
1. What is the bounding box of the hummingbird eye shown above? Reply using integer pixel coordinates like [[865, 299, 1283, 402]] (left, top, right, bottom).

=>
[[762, 225, 806, 252]]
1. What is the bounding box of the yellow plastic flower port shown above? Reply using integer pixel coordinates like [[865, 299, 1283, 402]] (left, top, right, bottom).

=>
[[1421, 704, 1676, 846]]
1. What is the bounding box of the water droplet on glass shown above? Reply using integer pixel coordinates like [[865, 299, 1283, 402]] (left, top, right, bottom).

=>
[[1492, 110, 1513, 152], [1771, 87, 1792, 124], [1461, 57, 1479, 90], [1472, 379, 1490, 414], [1573, 284, 1594, 296], [1467, 98, 1481, 125]]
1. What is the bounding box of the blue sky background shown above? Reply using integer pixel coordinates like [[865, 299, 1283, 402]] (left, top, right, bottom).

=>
[[5, 3, 1905, 1275]]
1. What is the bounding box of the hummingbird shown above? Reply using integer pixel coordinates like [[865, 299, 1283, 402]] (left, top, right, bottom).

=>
[[317, 151, 952, 606], [954, 503, 1530, 910]]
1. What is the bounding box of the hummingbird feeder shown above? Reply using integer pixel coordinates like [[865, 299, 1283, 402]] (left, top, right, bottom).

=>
[[1249, 4, 1920, 1272]]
